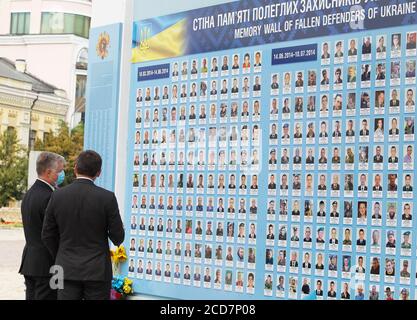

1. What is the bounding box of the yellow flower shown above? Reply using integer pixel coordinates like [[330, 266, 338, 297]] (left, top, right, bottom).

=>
[[123, 284, 132, 294], [116, 245, 127, 263], [121, 277, 133, 295]]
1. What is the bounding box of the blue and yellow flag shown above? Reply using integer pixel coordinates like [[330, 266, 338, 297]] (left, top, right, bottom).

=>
[[132, 18, 187, 63]]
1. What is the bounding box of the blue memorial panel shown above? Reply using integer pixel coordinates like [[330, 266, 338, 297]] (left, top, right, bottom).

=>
[[123, 0, 417, 300], [85, 23, 123, 191]]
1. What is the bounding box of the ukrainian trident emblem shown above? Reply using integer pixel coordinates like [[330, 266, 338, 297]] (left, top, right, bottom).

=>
[[139, 24, 151, 51]]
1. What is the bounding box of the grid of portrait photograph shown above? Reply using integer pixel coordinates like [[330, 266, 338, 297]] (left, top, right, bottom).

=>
[[130, 50, 264, 295], [127, 29, 417, 300], [264, 31, 416, 300]]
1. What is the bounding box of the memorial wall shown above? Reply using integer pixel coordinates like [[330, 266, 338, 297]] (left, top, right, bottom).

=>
[[121, 0, 417, 300]]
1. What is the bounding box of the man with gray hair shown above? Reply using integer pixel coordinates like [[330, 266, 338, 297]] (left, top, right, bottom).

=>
[[19, 151, 65, 300]]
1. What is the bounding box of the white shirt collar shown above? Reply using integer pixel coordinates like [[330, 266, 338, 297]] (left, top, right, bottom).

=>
[[37, 178, 55, 191], [76, 177, 95, 182]]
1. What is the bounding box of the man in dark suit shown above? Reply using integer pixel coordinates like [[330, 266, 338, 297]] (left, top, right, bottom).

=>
[[42, 150, 124, 300], [19, 152, 65, 300], [360, 120, 369, 136]]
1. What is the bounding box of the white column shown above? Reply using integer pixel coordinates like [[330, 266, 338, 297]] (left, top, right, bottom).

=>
[[113, 0, 133, 224]]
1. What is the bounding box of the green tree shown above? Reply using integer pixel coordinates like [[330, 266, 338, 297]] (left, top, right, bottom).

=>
[[34, 120, 84, 186], [0, 129, 28, 207]]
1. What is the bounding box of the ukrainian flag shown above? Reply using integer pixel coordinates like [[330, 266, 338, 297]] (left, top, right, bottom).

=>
[[132, 18, 187, 63]]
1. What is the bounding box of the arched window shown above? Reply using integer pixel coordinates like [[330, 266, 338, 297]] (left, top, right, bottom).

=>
[[76, 48, 88, 70]]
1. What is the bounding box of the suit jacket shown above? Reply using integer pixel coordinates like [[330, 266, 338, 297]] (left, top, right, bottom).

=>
[[19, 180, 55, 277], [42, 179, 125, 282]]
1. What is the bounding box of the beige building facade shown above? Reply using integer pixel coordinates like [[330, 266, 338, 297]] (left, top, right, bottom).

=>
[[0, 57, 69, 148]]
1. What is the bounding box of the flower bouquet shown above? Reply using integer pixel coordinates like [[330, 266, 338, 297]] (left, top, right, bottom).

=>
[[110, 245, 134, 300], [111, 276, 133, 300]]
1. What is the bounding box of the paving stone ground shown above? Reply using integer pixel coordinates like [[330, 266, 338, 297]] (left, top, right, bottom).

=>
[[0, 228, 165, 300], [0, 228, 25, 300]]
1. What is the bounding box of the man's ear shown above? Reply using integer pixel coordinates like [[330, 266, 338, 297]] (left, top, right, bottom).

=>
[[95, 170, 102, 179], [45, 168, 53, 177]]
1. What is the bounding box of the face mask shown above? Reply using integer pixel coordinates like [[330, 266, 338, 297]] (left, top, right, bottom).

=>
[[56, 170, 65, 186]]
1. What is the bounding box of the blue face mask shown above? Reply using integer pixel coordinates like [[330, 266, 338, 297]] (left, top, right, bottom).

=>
[[56, 170, 65, 186]]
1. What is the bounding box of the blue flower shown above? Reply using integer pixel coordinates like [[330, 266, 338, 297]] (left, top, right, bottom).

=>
[[112, 277, 125, 293]]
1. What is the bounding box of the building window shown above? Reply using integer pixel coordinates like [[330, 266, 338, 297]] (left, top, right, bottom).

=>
[[76, 48, 88, 70], [29, 130, 37, 150], [40, 12, 90, 38], [75, 75, 87, 101], [7, 126, 16, 134], [75, 74, 87, 113], [10, 12, 30, 35], [43, 132, 50, 142]]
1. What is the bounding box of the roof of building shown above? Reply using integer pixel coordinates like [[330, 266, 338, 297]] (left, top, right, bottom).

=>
[[0, 57, 58, 94]]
